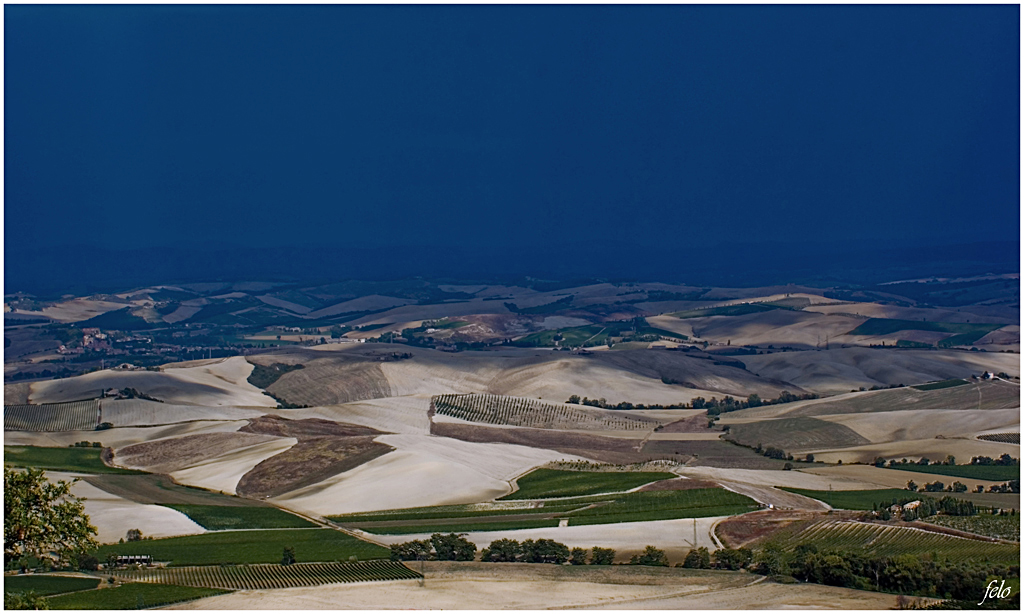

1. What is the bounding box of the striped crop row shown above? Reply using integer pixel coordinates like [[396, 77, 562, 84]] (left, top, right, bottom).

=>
[[112, 560, 421, 591], [432, 394, 657, 431], [4, 400, 100, 432]]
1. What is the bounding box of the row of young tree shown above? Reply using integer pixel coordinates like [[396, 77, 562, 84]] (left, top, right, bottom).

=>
[[390, 534, 760, 572], [566, 395, 689, 410], [699, 391, 820, 416], [563, 390, 821, 413], [879, 454, 1018, 468], [905, 479, 1021, 495]]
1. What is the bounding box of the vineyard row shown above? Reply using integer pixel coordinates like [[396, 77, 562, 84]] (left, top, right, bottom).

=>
[[111, 560, 421, 591], [432, 394, 657, 431], [4, 400, 100, 432]]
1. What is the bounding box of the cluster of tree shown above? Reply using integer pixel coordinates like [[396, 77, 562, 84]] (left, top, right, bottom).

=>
[[7, 367, 77, 382], [882, 456, 956, 468], [329, 325, 351, 339], [114, 387, 163, 402], [985, 480, 1020, 494], [877, 494, 975, 521], [700, 391, 820, 416], [766, 543, 1021, 603], [629, 545, 669, 566], [971, 454, 1019, 466], [69, 441, 102, 448], [562, 391, 819, 413], [677, 546, 754, 570], [479, 538, 576, 564], [389, 533, 477, 562], [566, 395, 689, 410]]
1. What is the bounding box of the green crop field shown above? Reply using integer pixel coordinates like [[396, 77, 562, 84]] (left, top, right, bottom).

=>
[[781, 487, 1019, 511], [331, 500, 594, 525], [565, 488, 758, 525], [924, 514, 1020, 542], [4, 446, 144, 475], [4, 575, 100, 596], [911, 379, 969, 391], [336, 488, 755, 534], [774, 520, 1019, 564], [113, 560, 420, 590], [93, 529, 389, 566], [888, 464, 1020, 481], [45, 583, 228, 610], [501, 469, 676, 500], [162, 505, 316, 530], [780, 488, 916, 510], [368, 519, 562, 534]]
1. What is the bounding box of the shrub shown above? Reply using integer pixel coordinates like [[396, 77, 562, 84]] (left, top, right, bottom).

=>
[[569, 547, 588, 565], [480, 539, 520, 563], [76, 553, 99, 571], [520, 539, 569, 564], [713, 548, 752, 570], [126, 529, 143, 542], [629, 545, 668, 567], [589, 547, 616, 565], [682, 546, 711, 569], [430, 533, 476, 561], [389, 540, 432, 562]]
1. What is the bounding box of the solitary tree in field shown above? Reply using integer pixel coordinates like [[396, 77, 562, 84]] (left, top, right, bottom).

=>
[[4, 467, 97, 568]]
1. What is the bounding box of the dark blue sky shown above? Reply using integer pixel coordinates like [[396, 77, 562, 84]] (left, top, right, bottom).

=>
[[4, 5, 1020, 279]]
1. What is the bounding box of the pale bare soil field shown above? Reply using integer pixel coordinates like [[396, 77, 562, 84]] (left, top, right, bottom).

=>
[[659, 310, 866, 349], [674, 466, 885, 491], [4, 420, 252, 449], [115, 432, 285, 474], [47, 471, 206, 543], [802, 464, 1012, 491], [271, 434, 581, 515], [803, 436, 1019, 465], [3, 381, 32, 404], [161, 303, 203, 323], [9, 298, 127, 322], [101, 398, 267, 427], [804, 301, 1017, 324], [260, 344, 734, 407], [30, 357, 277, 407], [719, 379, 1020, 423], [819, 408, 1020, 443], [279, 396, 433, 434], [610, 578, 907, 610], [368, 515, 731, 562], [168, 437, 298, 495], [168, 563, 904, 610], [739, 347, 1020, 394]]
